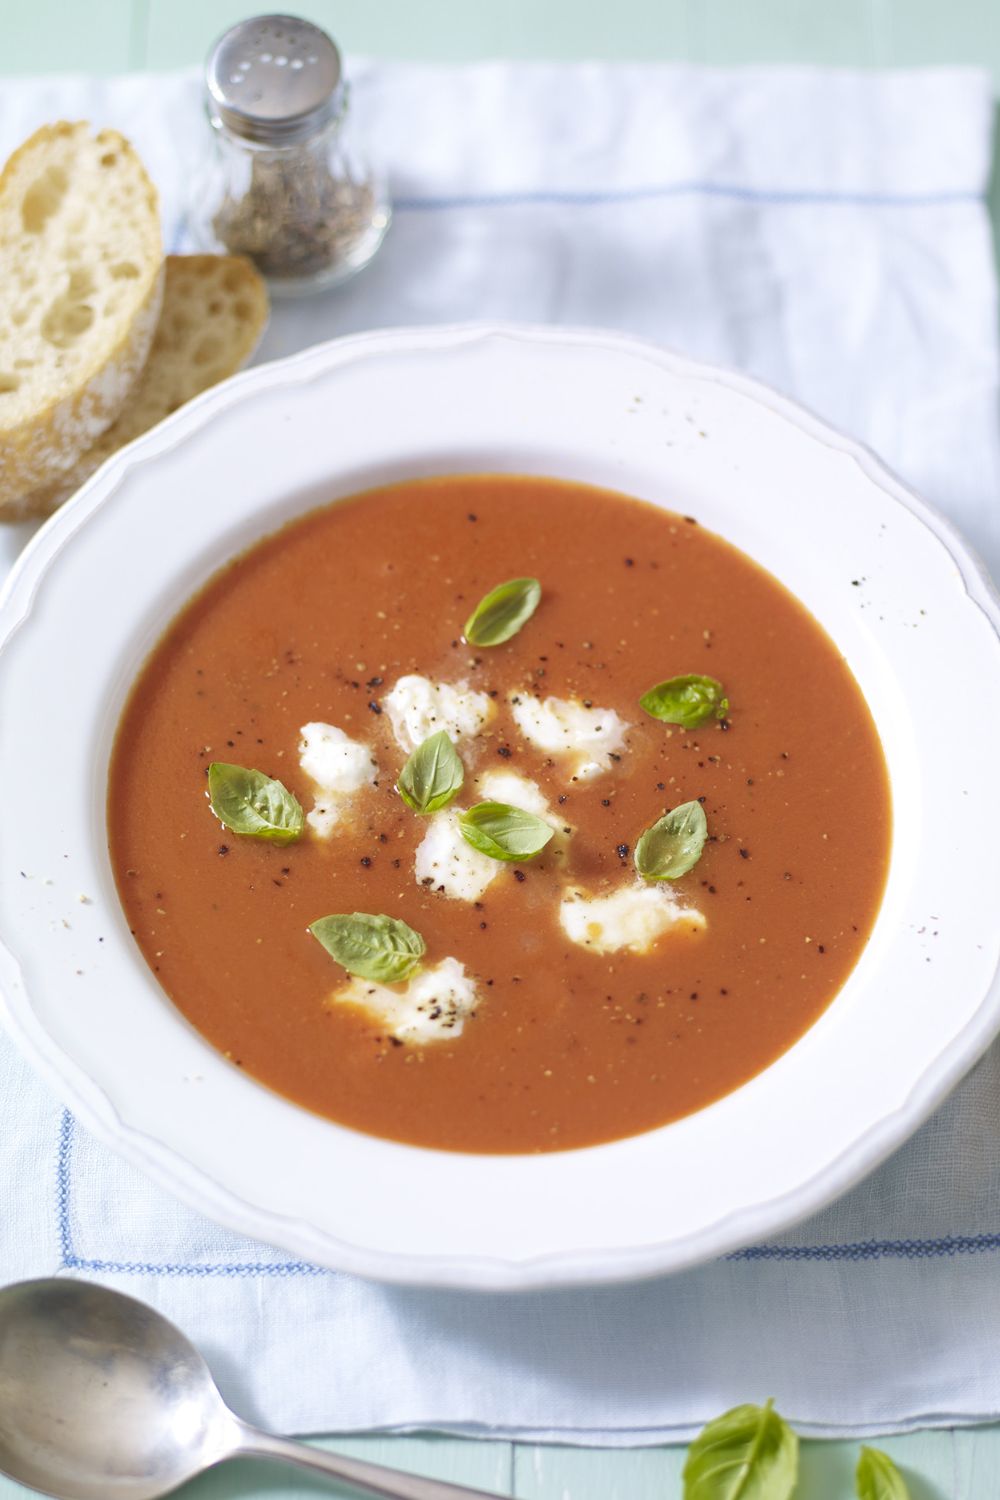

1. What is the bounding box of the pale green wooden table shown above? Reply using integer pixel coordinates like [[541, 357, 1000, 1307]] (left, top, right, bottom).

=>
[[5, 3, 1000, 1495]]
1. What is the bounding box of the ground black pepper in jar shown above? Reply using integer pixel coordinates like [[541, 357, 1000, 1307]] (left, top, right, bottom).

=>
[[192, 15, 390, 295]]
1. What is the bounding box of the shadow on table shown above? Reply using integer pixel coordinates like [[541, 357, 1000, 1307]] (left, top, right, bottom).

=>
[[905, 1474, 951, 1500], [800, 1442, 948, 1500], [179, 1458, 334, 1499]]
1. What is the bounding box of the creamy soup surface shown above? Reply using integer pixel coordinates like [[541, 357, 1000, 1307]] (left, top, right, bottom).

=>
[[109, 475, 891, 1152]]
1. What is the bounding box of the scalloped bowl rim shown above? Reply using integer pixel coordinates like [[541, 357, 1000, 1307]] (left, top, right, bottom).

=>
[[0, 322, 998, 1291]]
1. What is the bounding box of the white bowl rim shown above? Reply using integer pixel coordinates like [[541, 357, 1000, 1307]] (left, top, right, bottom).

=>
[[1, 319, 999, 1292]]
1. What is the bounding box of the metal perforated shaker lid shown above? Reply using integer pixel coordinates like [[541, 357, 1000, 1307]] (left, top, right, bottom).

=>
[[206, 15, 344, 145]]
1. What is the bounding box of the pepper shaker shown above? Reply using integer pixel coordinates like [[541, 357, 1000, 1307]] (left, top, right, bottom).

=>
[[190, 15, 390, 295]]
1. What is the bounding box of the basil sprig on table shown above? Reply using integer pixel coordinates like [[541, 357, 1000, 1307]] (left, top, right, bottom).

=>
[[458, 801, 554, 862], [464, 576, 541, 646], [683, 1399, 798, 1500], [634, 799, 707, 881], [207, 762, 304, 844], [640, 673, 728, 729], [856, 1447, 910, 1500], [683, 1405, 912, 1499], [309, 913, 426, 984], [397, 730, 464, 815]]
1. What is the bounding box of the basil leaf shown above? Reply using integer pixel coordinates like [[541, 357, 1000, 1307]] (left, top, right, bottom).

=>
[[458, 801, 554, 862], [464, 576, 541, 646], [683, 1399, 798, 1500], [398, 730, 464, 815], [635, 800, 707, 880], [207, 762, 304, 844], [640, 673, 728, 728], [309, 913, 426, 984], [857, 1447, 910, 1500]]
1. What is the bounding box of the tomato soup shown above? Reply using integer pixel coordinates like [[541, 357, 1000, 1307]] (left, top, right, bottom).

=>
[[108, 476, 890, 1152]]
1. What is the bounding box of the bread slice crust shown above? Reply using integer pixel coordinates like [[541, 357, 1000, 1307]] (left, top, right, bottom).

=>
[[0, 122, 164, 510], [15, 254, 269, 518]]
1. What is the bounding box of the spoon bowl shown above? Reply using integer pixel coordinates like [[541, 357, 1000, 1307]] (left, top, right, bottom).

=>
[[0, 1279, 504, 1500], [0, 1279, 238, 1500]]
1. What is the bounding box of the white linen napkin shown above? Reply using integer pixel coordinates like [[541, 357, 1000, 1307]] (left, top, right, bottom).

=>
[[0, 62, 998, 1443]]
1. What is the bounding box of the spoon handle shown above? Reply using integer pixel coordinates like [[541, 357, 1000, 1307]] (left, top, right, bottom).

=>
[[237, 1425, 508, 1500]]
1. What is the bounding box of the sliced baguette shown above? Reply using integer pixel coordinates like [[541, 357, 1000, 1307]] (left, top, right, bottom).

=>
[[0, 122, 163, 512], [19, 255, 269, 517]]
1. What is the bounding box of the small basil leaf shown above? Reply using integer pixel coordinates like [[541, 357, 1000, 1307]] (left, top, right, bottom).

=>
[[640, 673, 728, 728], [857, 1447, 910, 1500], [458, 801, 554, 862], [397, 730, 464, 815], [309, 913, 426, 984], [207, 762, 304, 844], [683, 1399, 798, 1500], [635, 800, 707, 881], [464, 576, 541, 647]]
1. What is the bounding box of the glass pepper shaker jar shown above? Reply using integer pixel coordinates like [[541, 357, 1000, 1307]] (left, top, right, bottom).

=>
[[190, 15, 390, 296]]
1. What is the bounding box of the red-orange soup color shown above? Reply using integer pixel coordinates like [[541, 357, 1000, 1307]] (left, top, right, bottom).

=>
[[108, 475, 891, 1153]]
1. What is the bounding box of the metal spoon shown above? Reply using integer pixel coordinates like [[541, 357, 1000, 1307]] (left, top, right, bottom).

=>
[[0, 1278, 507, 1500]]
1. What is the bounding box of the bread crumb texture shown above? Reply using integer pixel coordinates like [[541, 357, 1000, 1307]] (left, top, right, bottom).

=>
[[0, 121, 163, 512], [20, 254, 268, 515]]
